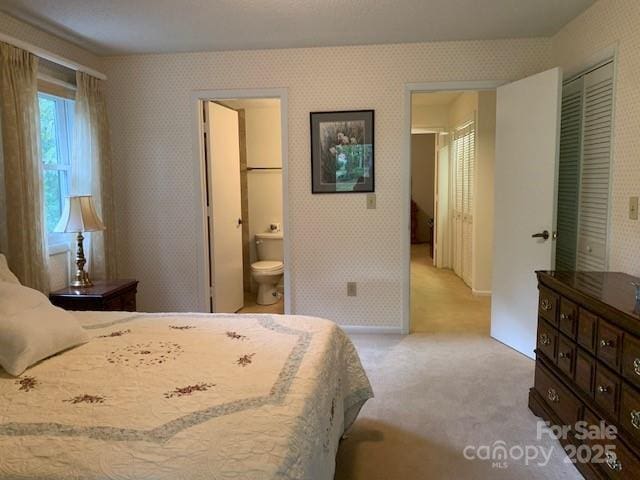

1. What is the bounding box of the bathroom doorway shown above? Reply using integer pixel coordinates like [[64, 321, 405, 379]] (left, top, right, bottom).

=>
[[195, 91, 289, 314]]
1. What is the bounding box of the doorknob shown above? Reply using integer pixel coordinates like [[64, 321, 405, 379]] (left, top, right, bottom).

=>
[[531, 230, 550, 240]]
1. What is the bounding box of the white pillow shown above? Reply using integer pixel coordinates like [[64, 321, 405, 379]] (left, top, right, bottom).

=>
[[0, 282, 89, 376], [0, 254, 21, 285]]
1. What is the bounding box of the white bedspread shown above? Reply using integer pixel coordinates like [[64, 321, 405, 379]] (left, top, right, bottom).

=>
[[0, 312, 373, 479]]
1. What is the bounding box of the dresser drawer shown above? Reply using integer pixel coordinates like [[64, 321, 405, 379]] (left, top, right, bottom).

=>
[[594, 365, 621, 419], [557, 334, 576, 378], [537, 320, 557, 362], [104, 297, 123, 311], [621, 384, 640, 447], [538, 286, 559, 325], [575, 349, 595, 397], [534, 362, 582, 426], [622, 335, 640, 389], [120, 291, 137, 312], [583, 409, 640, 479], [578, 308, 598, 354], [597, 320, 623, 371], [559, 298, 578, 339], [598, 440, 640, 480]]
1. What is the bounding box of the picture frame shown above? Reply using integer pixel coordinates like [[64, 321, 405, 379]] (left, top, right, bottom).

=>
[[310, 110, 375, 193]]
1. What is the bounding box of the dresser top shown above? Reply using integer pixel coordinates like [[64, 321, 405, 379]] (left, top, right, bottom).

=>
[[538, 271, 640, 322]]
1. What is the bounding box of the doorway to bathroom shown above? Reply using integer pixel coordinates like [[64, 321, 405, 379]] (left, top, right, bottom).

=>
[[195, 90, 289, 315]]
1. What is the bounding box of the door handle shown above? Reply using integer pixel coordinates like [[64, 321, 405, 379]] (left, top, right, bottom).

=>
[[532, 230, 549, 240], [237, 218, 243, 226]]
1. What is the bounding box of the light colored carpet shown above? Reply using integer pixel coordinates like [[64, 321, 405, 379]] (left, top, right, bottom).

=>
[[410, 243, 490, 334], [335, 334, 582, 479], [334, 244, 581, 479]]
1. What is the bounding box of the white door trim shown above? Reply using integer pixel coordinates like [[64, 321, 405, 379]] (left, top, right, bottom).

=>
[[402, 81, 504, 334], [192, 88, 291, 314]]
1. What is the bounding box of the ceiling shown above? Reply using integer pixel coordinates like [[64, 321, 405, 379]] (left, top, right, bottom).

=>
[[0, 0, 596, 56]]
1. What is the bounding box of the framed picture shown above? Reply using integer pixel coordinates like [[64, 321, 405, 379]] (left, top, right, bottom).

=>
[[310, 110, 374, 193]]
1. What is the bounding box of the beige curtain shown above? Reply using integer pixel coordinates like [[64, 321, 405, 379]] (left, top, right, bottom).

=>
[[0, 42, 49, 292], [71, 72, 117, 279]]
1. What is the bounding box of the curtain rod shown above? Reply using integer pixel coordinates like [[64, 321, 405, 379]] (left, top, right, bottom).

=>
[[0, 32, 107, 80]]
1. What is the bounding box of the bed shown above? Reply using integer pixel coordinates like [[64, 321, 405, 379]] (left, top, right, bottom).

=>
[[0, 310, 373, 479]]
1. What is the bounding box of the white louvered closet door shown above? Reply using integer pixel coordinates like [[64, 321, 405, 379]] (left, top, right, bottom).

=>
[[556, 78, 583, 271], [452, 121, 475, 287], [576, 62, 614, 271], [453, 136, 464, 277], [462, 125, 475, 286]]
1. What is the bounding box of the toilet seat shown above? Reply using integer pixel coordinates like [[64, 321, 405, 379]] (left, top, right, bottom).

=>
[[251, 260, 284, 273]]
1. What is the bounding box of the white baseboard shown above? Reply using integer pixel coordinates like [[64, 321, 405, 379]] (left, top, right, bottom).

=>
[[472, 289, 492, 297], [340, 325, 404, 334]]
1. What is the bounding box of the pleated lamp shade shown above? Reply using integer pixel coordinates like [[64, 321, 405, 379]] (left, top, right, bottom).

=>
[[54, 195, 105, 233]]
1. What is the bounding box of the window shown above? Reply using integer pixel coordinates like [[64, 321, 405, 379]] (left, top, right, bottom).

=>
[[38, 92, 74, 243]]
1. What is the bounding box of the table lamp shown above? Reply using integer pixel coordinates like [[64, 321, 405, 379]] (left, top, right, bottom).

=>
[[54, 195, 105, 287]]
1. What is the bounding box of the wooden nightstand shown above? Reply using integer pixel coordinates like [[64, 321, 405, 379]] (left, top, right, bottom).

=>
[[49, 279, 138, 312]]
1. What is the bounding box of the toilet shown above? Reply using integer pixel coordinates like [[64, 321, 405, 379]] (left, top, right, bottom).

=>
[[251, 232, 284, 305]]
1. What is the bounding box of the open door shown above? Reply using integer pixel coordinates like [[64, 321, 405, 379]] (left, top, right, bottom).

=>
[[491, 68, 561, 358], [206, 102, 244, 313]]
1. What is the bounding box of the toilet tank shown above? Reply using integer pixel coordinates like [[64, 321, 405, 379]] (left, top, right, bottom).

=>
[[255, 232, 283, 261]]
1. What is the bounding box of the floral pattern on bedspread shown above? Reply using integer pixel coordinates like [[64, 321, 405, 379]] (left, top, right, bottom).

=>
[[15, 376, 38, 392], [64, 394, 106, 405], [98, 329, 131, 338], [106, 340, 184, 366], [164, 382, 216, 399], [0, 312, 373, 480]]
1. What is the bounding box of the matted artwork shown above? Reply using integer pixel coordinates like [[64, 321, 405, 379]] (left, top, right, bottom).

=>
[[310, 110, 374, 193]]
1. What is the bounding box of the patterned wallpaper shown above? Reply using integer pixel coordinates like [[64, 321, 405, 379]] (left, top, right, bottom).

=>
[[103, 39, 552, 326], [553, 0, 640, 276]]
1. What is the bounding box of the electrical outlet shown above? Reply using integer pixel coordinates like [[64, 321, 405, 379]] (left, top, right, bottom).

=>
[[347, 282, 357, 297], [366, 193, 376, 209], [630, 197, 639, 220]]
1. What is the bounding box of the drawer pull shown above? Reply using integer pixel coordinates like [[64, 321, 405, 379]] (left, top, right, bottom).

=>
[[634, 358, 640, 376], [547, 388, 559, 403], [540, 299, 552, 311], [605, 451, 622, 472], [539, 333, 551, 346], [560, 313, 570, 321], [597, 385, 610, 394], [599, 339, 614, 348], [631, 410, 640, 430], [559, 351, 571, 360]]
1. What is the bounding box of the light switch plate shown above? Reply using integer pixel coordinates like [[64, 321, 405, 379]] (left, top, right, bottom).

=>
[[366, 193, 376, 209], [630, 196, 639, 220], [347, 282, 357, 297]]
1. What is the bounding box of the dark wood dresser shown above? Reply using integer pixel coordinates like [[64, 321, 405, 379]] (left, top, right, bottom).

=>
[[49, 279, 138, 311], [530, 271, 640, 479]]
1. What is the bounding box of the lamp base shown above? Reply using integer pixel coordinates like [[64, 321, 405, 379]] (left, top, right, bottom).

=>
[[70, 271, 93, 288], [71, 232, 93, 288]]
